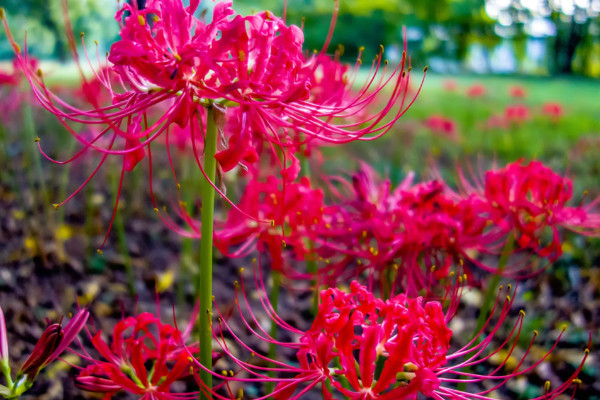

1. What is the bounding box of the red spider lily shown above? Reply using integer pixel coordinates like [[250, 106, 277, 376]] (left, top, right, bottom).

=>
[[215, 176, 324, 276], [466, 83, 486, 98], [1, 0, 423, 246], [541, 102, 564, 123], [424, 115, 458, 140], [485, 114, 509, 130], [313, 164, 497, 296], [509, 85, 526, 99], [443, 80, 458, 92], [504, 104, 530, 125], [459, 160, 600, 263], [73, 308, 217, 400], [0, 307, 88, 397], [202, 276, 589, 400]]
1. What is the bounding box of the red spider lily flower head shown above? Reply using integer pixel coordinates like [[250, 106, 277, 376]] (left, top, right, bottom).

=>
[[75, 308, 214, 399], [210, 276, 589, 400], [466, 83, 486, 97], [443, 79, 457, 92], [215, 176, 324, 275], [424, 115, 458, 139], [542, 102, 563, 122], [509, 85, 526, 99], [504, 104, 530, 125], [314, 165, 492, 296], [462, 160, 600, 263], [1, 1, 422, 247]]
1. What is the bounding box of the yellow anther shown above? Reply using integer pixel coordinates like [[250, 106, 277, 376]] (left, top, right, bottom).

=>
[[177, 183, 181, 190], [211, 295, 215, 301], [80, 32, 85, 37], [573, 378, 582, 384], [94, 40, 98, 45], [234, 281, 239, 288], [584, 348, 590, 354], [358, 46, 365, 52], [238, 50, 245, 62], [326, 223, 331, 229], [252, 258, 256, 264], [229, 370, 235, 377], [36, 69, 43, 77], [239, 267, 244, 274], [0, 8, 5, 19], [463, 274, 468, 281], [544, 381, 550, 391], [282, 240, 286, 248], [52, 203, 60, 210], [519, 309, 526, 317], [270, 220, 275, 227], [384, 60, 388, 65], [153, 15, 160, 22], [431, 265, 436, 272], [379, 44, 384, 53], [174, 54, 182, 61], [34, 137, 40, 142], [237, 388, 244, 400], [498, 285, 503, 291], [187, 357, 194, 363], [448, 271, 455, 277], [153, 208, 159, 213], [265, 10, 271, 19], [138, 14, 146, 26], [423, 66, 429, 73], [506, 295, 511, 302], [221, 370, 228, 376], [561, 324, 567, 331], [507, 284, 512, 291], [97, 249, 103, 254], [14, 44, 21, 54]]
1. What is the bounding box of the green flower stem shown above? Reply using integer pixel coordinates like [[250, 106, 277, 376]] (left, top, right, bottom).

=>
[[198, 106, 218, 399]]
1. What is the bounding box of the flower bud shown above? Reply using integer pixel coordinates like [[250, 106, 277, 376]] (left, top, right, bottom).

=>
[[19, 323, 63, 381]]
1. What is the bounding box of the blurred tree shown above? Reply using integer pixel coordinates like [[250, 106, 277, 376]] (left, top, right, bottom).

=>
[[2, 0, 117, 60]]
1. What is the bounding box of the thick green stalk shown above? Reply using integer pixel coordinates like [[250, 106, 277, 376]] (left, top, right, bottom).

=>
[[198, 106, 218, 399]]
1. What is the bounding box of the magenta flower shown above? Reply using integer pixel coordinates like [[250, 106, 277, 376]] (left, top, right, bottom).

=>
[[74, 309, 213, 400], [504, 104, 530, 125], [208, 278, 589, 400], [424, 115, 458, 140], [509, 85, 527, 99], [215, 176, 324, 275], [541, 102, 564, 123], [461, 160, 600, 262], [466, 83, 486, 98]]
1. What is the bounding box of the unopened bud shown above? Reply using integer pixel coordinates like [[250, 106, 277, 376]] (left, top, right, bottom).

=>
[[19, 323, 63, 381]]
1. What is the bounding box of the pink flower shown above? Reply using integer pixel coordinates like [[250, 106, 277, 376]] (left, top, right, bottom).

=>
[[213, 279, 589, 400], [215, 176, 324, 274], [463, 160, 600, 262], [504, 104, 530, 125], [74, 309, 210, 399], [442, 80, 457, 92], [466, 83, 486, 98], [509, 85, 526, 98], [424, 115, 458, 139], [1, 1, 422, 244], [542, 102, 563, 122]]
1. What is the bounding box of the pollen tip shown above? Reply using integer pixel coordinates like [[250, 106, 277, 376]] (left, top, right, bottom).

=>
[[234, 280, 239, 288], [211, 295, 215, 301], [519, 309, 526, 317], [573, 378, 582, 384], [80, 32, 85, 38], [36, 69, 43, 77], [584, 348, 589, 354], [379, 44, 384, 53], [282, 240, 286, 248], [239, 267, 244, 274], [358, 46, 365, 52], [153, 207, 159, 213], [533, 330, 539, 336], [97, 249, 103, 254], [423, 66, 429, 73], [52, 203, 59, 210], [177, 183, 181, 190], [0, 8, 5, 19], [34, 137, 40, 142], [270, 220, 275, 227], [221, 370, 228, 376], [14, 44, 21, 54], [94, 40, 98, 45], [544, 381, 551, 391]]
